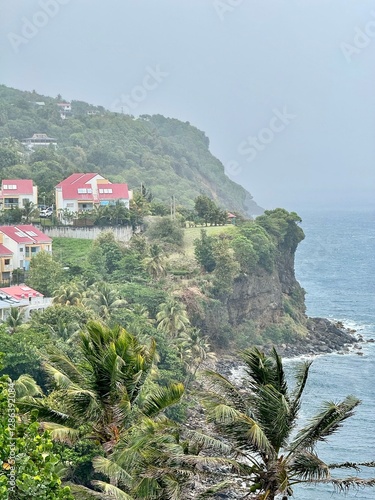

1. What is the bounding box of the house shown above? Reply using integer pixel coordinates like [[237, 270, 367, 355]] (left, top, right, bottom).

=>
[[0, 179, 38, 210], [0, 225, 52, 271], [57, 102, 71, 112], [0, 285, 52, 320], [227, 212, 237, 225], [21, 133, 57, 150], [0, 244, 13, 283], [57, 102, 72, 120], [55, 173, 130, 219]]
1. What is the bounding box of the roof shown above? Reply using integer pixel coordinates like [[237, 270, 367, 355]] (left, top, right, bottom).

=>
[[56, 174, 129, 201], [0, 285, 44, 299], [0, 244, 12, 256], [56, 173, 100, 188], [0, 225, 52, 244], [227, 213, 236, 218], [1, 179, 34, 196], [98, 184, 129, 200]]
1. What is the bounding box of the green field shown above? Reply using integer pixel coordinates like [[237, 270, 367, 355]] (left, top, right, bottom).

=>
[[183, 225, 236, 256], [52, 237, 93, 267]]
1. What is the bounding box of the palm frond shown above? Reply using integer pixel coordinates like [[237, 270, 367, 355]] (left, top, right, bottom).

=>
[[141, 383, 184, 417], [202, 370, 247, 413], [290, 450, 330, 481], [41, 422, 81, 444], [92, 456, 132, 485], [92, 481, 134, 499], [14, 374, 43, 399], [289, 395, 360, 452]]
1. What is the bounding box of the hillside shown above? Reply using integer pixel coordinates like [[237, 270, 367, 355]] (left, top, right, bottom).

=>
[[0, 84, 263, 214]]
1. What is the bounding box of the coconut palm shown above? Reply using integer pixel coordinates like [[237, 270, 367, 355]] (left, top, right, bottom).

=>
[[53, 282, 84, 306], [200, 347, 375, 499], [5, 306, 26, 333], [21, 321, 183, 451], [84, 282, 127, 320], [178, 328, 217, 382], [156, 298, 190, 337], [22, 199, 38, 223], [143, 243, 166, 280]]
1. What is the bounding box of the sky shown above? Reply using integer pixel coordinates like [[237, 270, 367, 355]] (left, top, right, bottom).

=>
[[1, 0, 374, 212]]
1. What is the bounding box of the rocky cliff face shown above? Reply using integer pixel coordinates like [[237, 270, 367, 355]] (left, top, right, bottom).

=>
[[227, 246, 305, 329]]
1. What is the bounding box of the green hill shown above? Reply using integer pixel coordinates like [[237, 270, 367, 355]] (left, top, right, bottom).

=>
[[0, 84, 263, 214]]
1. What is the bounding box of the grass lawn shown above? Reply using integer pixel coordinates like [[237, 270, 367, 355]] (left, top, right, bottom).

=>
[[53, 237, 93, 267], [183, 224, 236, 256]]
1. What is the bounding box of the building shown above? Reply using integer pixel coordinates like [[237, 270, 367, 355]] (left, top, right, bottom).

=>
[[0, 285, 52, 320], [0, 243, 13, 283], [0, 179, 38, 210], [55, 173, 130, 219], [0, 225, 52, 271], [21, 133, 57, 150]]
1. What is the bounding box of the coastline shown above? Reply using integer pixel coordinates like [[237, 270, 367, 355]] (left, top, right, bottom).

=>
[[216, 318, 374, 376]]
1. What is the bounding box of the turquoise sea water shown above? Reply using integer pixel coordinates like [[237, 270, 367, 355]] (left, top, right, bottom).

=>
[[292, 209, 375, 499]]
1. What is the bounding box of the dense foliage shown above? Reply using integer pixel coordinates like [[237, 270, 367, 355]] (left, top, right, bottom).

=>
[[0, 84, 262, 214]]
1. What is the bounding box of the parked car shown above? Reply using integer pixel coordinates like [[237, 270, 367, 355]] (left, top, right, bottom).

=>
[[40, 207, 53, 218]]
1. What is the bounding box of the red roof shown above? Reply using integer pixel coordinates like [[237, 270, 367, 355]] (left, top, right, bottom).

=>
[[1, 180, 34, 195], [0, 225, 52, 244], [97, 184, 129, 200], [0, 244, 12, 256], [56, 173, 98, 188], [0, 285, 44, 299], [56, 173, 129, 201]]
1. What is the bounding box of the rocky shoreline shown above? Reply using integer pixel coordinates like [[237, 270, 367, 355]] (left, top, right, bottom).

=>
[[216, 317, 374, 377]]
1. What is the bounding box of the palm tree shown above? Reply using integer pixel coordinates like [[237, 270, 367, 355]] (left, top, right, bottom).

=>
[[178, 328, 217, 382], [84, 282, 127, 320], [22, 200, 38, 223], [143, 244, 166, 280], [5, 306, 25, 333], [200, 347, 375, 499], [21, 321, 184, 451], [53, 282, 84, 306], [156, 298, 190, 337]]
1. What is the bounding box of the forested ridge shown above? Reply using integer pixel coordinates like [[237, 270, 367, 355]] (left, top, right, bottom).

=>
[[0, 84, 262, 214]]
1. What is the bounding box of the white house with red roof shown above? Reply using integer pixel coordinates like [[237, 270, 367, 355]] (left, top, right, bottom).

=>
[[0, 285, 52, 320], [0, 179, 38, 210], [0, 225, 52, 271], [55, 173, 130, 220]]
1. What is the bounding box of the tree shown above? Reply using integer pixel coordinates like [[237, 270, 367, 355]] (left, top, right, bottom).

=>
[[84, 282, 127, 320], [0, 371, 74, 499], [210, 239, 240, 299], [194, 229, 216, 272], [194, 195, 216, 225], [147, 217, 184, 247], [5, 306, 25, 334], [200, 347, 375, 499], [143, 243, 167, 280], [21, 200, 38, 223], [27, 252, 64, 297], [53, 282, 84, 306], [22, 321, 183, 451], [156, 298, 190, 337]]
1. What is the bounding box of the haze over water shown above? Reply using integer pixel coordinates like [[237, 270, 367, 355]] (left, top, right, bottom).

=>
[[293, 208, 375, 499]]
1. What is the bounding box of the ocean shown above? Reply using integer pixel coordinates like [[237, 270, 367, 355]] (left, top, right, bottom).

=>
[[291, 208, 375, 499]]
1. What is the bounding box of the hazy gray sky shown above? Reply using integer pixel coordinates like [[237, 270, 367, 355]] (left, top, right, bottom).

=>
[[1, 0, 374, 211]]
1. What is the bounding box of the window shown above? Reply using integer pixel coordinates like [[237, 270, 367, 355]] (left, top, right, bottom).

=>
[[3, 185, 17, 190], [77, 188, 87, 194], [25, 231, 37, 236], [19, 248, 24, 252], [66, 203, 74, 208], [4, 259, 10, 265], [99, 188, 113, 194]]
